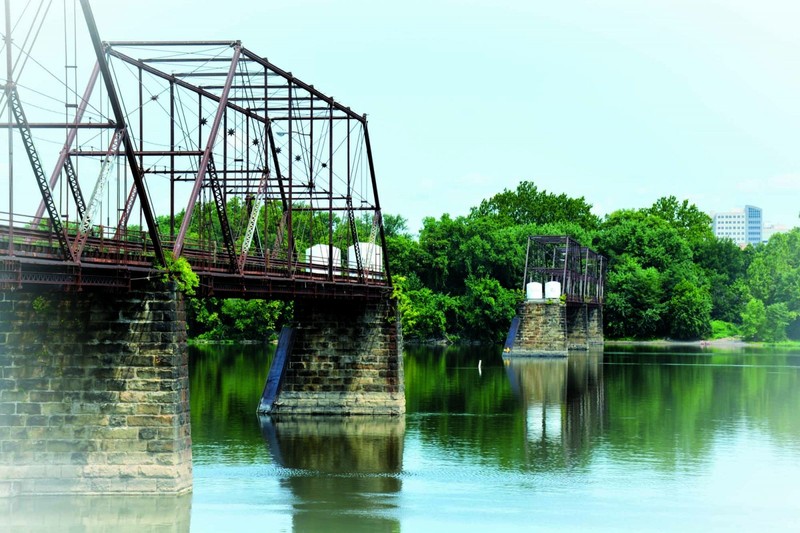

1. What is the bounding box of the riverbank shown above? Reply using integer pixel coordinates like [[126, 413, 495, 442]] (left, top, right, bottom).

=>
[[605, 337, 748, 347]]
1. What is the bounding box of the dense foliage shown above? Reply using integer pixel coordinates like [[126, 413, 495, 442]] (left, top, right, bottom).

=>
[[389, 184, 800, 343], [171, 179, 798, 343]]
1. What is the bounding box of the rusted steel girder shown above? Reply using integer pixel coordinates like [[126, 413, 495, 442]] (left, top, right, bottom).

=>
[[79, 0, 166, 267], [173, 43, 242, 261]]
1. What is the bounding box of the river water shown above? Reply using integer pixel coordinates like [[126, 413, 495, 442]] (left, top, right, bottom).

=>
[[4, 344, 800, 531]]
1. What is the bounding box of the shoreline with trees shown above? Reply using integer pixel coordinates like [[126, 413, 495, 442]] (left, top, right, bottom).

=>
[[182, 180, 800, 345]]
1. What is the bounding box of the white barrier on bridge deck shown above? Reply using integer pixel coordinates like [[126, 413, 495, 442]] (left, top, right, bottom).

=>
[[305, 244, 343, 275], [347, 243, 383, 279], [526, 282, 543, 300], [544, 281, 561, 299]]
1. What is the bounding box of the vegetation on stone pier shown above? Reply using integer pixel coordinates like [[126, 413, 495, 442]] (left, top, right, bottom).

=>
[[181, 180, 800, 343]]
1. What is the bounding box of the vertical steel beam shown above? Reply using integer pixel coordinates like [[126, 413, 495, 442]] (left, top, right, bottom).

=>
[[4, 0, 13, 255], [169, 81, 175, 240], [32, 61, 100, 227], [522, 236, 532, 290], [173, 43, 241, 258], [78, 0, 165, 267], [363, 119, 392, 285], [327, 100, 334, 280], [287, 81, 294, 276]]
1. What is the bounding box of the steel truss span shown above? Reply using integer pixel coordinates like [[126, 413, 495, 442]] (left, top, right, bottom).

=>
[[522, 236, 606, 305], [0, 1, 391, 299]]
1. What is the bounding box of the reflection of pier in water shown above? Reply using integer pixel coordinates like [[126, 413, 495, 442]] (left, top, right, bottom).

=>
[[0, 493, 191, 532], [505, 353, 604, 465], [259, 416, 404, 532]]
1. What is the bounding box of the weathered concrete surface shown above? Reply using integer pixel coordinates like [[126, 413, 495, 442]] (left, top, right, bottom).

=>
[[0, 282, 191, 496]]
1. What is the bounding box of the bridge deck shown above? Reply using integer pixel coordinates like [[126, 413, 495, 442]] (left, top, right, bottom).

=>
[[0, 226, 390, 300]]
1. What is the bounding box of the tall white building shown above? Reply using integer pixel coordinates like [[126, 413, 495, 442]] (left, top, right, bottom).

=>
[[712, 205, 762, 246]]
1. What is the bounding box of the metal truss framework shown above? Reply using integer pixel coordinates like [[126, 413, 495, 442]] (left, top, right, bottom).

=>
[[522, 236, 606, 305], [0, 0, 391, 299]]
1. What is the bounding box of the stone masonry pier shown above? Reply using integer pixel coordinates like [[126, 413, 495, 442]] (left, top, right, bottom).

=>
[[0, 282, 191, 497], [262, 297, 405, 416], [506, 301, 604, 357]]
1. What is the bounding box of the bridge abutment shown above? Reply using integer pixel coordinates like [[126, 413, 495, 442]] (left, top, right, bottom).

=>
[[264, 297, 405, 416], [0, 282, 191, 496]]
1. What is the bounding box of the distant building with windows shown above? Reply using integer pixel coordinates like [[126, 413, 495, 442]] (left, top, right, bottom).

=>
[[712, 205, 762, 246]]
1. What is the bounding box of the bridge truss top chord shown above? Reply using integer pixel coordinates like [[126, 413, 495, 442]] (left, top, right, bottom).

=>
[[0, 0, 391, 300]]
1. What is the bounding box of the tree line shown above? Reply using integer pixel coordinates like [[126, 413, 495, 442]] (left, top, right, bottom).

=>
[[157, 180, 800, 343], [387, 182, 800, 343]]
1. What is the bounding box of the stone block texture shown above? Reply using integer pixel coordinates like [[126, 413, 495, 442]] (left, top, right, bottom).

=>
[[566, 305, 589, 351], [587, 306, 604, 345], [510, 301, 568, 356], [510, 302, 605, 356], [0, 282, 191, 496], [271, 297, 405, 416]]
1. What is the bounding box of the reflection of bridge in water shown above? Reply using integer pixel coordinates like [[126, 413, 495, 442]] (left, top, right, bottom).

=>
[[259, 416, 404, 532], [505, 353, 604, 462]]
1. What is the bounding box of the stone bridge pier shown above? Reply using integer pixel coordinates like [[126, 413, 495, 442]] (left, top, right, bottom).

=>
[[0, 282, 191, 497], [259, 297, 405, 416], [505, 301, 604, 357]]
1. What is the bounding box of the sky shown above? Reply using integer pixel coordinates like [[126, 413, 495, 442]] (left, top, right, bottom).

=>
[[9, 0, 800, 233]]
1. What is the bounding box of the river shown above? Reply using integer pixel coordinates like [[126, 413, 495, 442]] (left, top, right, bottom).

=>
[[4, 344, 800, 531]]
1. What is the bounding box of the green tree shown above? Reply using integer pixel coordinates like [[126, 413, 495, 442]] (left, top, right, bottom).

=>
[[471, 181, 600, 230], [764, 303, 794, 342], [666, 280, 712, 340], [605, 256, 664, 338], [741, 298, 767, 341], [393, 275, 457, 341], [643, 195, 714, 254], [459, 276, 521, 343]]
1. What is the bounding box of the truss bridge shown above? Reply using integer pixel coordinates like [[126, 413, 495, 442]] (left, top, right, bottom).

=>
[[0, 1, 391, 300]]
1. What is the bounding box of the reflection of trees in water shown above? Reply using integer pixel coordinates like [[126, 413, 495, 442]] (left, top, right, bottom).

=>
[[603, 347, 800, 464], [260, 416, 403, 533], [504, 352, 604, 469], [0, 493, 191, 532]]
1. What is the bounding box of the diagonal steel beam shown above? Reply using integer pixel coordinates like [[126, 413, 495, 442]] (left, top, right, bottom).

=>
[[237, 166, 270, 272], [363, 121, 392, 285], [31, 61, 99, 227], [79, 0, 165, 267], [70, 130, 122, 261], [173, 43, 241, 259], [63, 157, 86, 220], [9, 87, 74, 261], [113, 183, 137, 240], [205, 155, 238, 272]]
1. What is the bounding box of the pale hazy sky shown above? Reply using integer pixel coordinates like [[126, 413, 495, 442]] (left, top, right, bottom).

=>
[[16, 1, 800, 232]]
